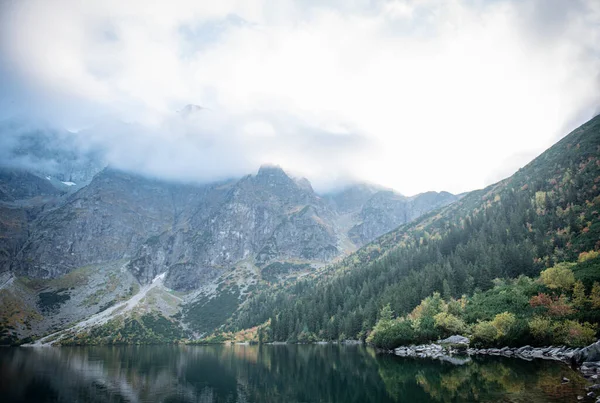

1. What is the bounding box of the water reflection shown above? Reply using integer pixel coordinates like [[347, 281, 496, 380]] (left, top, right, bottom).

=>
[[0, 345, 588, 403]]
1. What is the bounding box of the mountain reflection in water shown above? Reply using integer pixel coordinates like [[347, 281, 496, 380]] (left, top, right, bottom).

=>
[[0, 344, 588, 403]]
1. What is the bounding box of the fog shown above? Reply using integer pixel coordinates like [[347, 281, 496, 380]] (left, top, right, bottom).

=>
[[1, 0, 598, 194]]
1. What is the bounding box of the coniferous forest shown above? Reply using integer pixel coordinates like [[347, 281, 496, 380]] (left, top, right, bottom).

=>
[[230, 115, 600, 348]]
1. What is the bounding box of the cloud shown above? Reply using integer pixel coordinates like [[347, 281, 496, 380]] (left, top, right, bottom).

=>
[[0, 0, 598, 194]]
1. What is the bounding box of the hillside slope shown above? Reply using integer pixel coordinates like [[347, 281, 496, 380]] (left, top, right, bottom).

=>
[[0, 158, 455, 343], [233, 114, 600, 341]]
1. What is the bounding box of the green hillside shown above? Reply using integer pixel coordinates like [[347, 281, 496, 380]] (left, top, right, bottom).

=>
[[231, 115, 600, 344]]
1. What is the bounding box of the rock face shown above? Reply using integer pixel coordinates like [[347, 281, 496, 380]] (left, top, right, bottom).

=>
[[324, 183, 381, 214], [126, 165, 338, 287], [572, 340, 600, 365], [0, 122, 464, 343], [8, 162, 457, 288], [0, 168, 63, 202], [0, 125, 461, 342], [15, 169, 196, 278], [1, 122, 459, 288], [346, 189, 459, 246]]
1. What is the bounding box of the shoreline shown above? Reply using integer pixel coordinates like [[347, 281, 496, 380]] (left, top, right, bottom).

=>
[[392, 343, 582, 364]]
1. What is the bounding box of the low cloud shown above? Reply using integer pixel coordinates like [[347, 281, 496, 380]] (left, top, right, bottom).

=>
[[0, 0, 598, 194]]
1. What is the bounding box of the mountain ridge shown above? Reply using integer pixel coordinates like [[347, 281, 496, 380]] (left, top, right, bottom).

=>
[[230, 114, 600, 342], [0, 151, 457, 343]]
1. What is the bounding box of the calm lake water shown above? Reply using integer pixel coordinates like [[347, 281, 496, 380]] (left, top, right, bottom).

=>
[[0, 344, 590, 402]]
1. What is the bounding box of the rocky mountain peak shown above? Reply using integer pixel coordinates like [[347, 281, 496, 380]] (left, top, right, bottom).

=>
[[253, 164, 300, 190], [256, 164, 288, 178]]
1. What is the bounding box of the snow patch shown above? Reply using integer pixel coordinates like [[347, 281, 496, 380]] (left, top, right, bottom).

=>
[[61, 181, 76, 186]]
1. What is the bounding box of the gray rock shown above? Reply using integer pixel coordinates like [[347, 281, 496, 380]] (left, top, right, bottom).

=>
[[439, 335, 470, 345], [346, 190, 458, 246], [585, 362, 600, 368], [1, 156, 460, 343], [572, 340, 600, 366]]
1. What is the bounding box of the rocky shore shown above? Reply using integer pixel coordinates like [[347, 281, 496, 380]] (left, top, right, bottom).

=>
[[468, 345, 582, 362], [392, 335, 600, 365], [392, 336, 600, 400], [393, 342, 588, 366]]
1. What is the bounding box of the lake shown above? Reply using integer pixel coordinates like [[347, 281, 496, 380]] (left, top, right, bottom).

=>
[[0, 344, 589, 402]]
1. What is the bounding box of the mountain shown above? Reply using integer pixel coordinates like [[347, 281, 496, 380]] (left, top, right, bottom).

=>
[[0, 126, 456, 344], [0, 168, 63, 202], [0, 119, 105, 187], [6, 114, 598, 346], [232, 114, 600, 342], [9, 113, 599, 347], [347, 189, 459, 246]]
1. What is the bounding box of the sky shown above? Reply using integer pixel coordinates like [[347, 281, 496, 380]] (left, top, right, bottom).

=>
[[0, 0, 599, 195]]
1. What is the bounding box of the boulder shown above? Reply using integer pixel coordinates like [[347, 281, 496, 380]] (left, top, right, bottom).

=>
[[439, 335, 470, 346], [572, 340, 600, 366]]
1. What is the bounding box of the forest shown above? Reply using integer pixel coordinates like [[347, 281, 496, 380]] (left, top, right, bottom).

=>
[[229, 115, 600, 347]]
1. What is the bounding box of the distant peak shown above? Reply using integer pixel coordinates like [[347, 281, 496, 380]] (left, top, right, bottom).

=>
[[254, 164, 299, 188], [257, 164, 286, 177], [178, 104, 204, 118]]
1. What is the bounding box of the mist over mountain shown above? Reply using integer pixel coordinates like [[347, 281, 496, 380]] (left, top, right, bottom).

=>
[[0, 123, 459, 344], [2, 2, 600, 402], [0, 111, 372, 194], [2, 112, 598, 348]]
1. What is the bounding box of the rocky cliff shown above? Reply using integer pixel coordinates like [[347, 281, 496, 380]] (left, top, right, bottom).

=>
[[0, 126, 458, 343]]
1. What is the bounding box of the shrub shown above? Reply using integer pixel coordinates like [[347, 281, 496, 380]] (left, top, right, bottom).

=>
[[529, 293, 575, 317], [491, 312, 516, 338], [413, 315, 441, 343], [472, 321, 497, 345], [368, 318, 415, 350], [529, 293, 553, 308], [555, 320, 596, 347], [447, 296, 467, 317], [433, 312, 467, 336], [409, 292, 446, 321], [528, 316, 554, 345], [547, 295, 575, 317], [540, 263, 575, 290], [503, 318, 532, 347], [579, 250, 600, 263]]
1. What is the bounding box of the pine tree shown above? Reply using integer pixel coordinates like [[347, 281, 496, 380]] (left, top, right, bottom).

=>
[[591, 282, 600, 309], [573, 280, 587, 309]]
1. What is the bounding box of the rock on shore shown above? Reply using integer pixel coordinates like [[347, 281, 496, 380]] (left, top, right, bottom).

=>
[[392, 336, 584, 364]]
